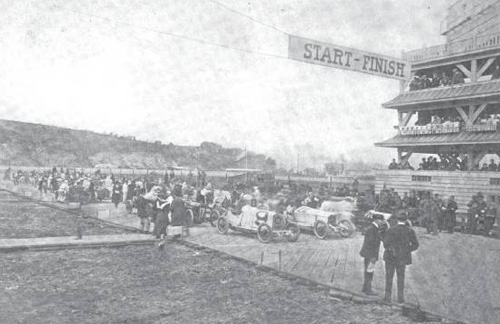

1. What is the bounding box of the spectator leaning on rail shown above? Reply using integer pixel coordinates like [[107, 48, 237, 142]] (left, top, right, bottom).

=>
[[383, 212, 419, 304], [388, 158, 399, 169], [360, 213, 386, 296]]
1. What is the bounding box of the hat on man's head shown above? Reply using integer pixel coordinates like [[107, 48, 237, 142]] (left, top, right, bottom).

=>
[[396, 212, 408, 221]]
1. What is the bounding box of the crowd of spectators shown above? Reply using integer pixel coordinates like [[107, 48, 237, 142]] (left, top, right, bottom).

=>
[[409, 68, 465, 91], [3, 167, 212, 205], [388, 159, 414, 170], [389, 155, 469, 171], [408, 63, 500, 92], [389, 156, 500, 172]]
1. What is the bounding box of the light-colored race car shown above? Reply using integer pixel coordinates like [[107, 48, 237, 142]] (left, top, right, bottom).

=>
[[291, 206, 355, 239], [217, 205, 300, 243]]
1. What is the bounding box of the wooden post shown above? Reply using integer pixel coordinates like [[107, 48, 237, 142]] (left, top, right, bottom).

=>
[[279, 250, 282, 271], [471, 59, 477, 83], [260, 251, 264, 266]]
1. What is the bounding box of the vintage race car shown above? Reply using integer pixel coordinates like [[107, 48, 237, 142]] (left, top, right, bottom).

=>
[[217, 205, 300, 243], [291, 206, 354, 239]]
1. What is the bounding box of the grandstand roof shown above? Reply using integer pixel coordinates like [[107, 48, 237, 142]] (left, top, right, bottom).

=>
[[375, 131, 500, 147], [383, 80, 500, 109]]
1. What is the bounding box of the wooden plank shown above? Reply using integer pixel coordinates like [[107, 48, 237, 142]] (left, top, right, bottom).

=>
[[477, 57, 496, 78], [457, 63, 472, 78]]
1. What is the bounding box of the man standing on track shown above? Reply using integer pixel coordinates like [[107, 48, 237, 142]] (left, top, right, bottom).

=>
[[383, 212, 419, 304], [359, 213, 385, 295]]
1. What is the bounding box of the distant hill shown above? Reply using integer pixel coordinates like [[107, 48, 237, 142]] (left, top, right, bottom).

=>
[[0, 119, 277, 170]]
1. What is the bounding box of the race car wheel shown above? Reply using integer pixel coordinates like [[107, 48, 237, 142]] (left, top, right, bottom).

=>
[[209, 210, 220, 227], [125, 200, 133, 214], [339, 219, 354, 238], [285, 223, 300, 242], [185, 209, 194, 227], [217, 216, 229, 234], [313, 220, 328, 239], [257, 223, 272, 243]]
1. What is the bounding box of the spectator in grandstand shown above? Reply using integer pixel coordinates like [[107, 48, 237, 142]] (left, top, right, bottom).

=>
[[442, 71, 453, 86], [430, 72, 441, 88], [451, 68, 465, 85], [409, 76, 421, 91], [400, 161, 412, 170], [418, 158, 427, 170], [420, 74, 432, 89], [480, 163, 489, 171], [491, 64, 500, 80], [388, 158, 399, 169], [488, 159, 498, 171]]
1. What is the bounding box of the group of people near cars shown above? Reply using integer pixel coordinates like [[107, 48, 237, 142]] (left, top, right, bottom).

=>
[[375, 186, 496, 237]]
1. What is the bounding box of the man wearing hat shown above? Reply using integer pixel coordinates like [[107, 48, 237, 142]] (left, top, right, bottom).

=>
[[359, 213, 386, 295], [383, 212, 419, 303], [466, 192, 487, 234]]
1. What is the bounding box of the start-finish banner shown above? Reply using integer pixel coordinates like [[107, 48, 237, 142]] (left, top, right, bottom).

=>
[[288, 35, 411, 81]]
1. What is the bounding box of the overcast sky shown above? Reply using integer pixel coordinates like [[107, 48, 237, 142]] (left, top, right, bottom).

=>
[[0, 0, 449, 169]]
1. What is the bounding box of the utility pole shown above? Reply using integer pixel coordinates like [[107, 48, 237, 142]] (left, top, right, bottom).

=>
[[296, 153, 299, 174]]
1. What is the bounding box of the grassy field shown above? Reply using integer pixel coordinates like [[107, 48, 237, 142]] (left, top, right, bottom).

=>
[[0, 243, 431, 324]]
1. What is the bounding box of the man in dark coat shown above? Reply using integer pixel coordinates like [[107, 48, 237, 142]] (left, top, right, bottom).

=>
[[360, 213, 385, 295], [443, 196, 458, 233], [383, 213, 419, 303], [170, 195, 186, 226]]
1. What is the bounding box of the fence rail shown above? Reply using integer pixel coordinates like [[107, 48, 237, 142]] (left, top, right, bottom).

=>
[[404, 32, 500, 62]]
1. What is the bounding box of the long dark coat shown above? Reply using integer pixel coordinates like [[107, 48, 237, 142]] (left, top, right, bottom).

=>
[[170, 197, 186, 226], [383, 224, 419, 266], [153, 203, 170, 237], [360, 223, 382, 261]]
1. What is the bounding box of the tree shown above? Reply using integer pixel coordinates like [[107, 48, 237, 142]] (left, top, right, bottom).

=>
[[264, 157, 277, 171]]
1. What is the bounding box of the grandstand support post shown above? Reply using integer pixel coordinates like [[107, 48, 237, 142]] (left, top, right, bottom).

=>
[[471, 59, 477, 83]]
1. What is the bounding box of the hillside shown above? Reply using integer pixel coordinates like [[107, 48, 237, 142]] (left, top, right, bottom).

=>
[[0, 119, 276, 170]]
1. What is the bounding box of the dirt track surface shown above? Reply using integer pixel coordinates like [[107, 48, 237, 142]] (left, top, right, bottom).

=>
[[0, 244, 429, 324], [0, 192, 128, 238]]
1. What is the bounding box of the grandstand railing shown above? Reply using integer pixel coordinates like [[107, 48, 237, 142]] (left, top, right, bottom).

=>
[[399, 122, 498, 136], [404, 32, 500, 62]]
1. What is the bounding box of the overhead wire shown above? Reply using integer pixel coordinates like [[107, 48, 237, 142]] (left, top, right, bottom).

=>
[[206, 0, 289, 35], [52, 3, 289, 61]]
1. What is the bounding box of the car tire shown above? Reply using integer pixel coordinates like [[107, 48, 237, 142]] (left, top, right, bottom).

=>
[[313, 220, 328, 239], [257, 223, 272, 243], [217, 216, 229, 234], [339, 219, 354, 238], [209, 209, 220, 227], [285, 223, 300, 242], [185, 209, 194, 227]]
